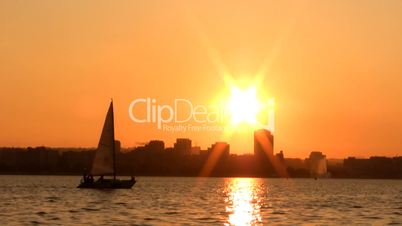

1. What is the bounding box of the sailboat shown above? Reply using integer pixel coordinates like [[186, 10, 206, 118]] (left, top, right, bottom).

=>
[[77, 100, 136, 189]]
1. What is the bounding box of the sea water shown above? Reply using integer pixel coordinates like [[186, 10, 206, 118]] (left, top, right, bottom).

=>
[[0, 176, 401, 225]]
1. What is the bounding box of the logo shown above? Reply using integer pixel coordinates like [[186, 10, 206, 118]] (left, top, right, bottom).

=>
[[128, 98, 275, 133]]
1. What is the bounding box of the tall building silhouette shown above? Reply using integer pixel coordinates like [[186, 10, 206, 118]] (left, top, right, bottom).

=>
[[254, 129, 274, 159], [174, 138, 192, 155], [305, 151, 327, 178], [145, 140, 165, 152], [208, 142, 230, 157]]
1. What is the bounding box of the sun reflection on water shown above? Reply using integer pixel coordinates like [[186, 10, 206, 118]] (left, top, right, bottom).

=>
[[225, 178, 262, 226]]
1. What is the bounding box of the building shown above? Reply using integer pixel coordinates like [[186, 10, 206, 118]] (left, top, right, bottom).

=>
[[191, 146, 201, 155], [275, 150, 285, 163], [173, 138, 192, 155], [344, 156, 399, 178], [254, 129, 274, 159], [145, 140, 165, 152], [208, 142, 230, 157], [305, 151, 328, 178]]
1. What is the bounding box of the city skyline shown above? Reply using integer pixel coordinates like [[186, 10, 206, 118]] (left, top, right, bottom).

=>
[[1, 140, 401, 179], [1, 131, 400, 160]]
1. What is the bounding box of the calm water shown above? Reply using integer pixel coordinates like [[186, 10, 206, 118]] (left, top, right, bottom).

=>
[[0, 176, 401, 225]]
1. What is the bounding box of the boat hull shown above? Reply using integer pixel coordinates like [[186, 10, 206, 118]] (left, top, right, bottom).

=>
[[77, 179, 135, 189]]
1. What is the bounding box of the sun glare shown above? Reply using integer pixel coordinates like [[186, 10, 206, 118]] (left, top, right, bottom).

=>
[[227, 87, 261, 126], [225, 178, 262, 225]]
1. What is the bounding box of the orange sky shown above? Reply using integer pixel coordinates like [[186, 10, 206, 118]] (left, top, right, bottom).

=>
[[1, 0, 402, 158]]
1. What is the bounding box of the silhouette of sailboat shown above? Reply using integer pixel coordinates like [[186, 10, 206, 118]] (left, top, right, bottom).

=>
[[77, 100, 135, 189]]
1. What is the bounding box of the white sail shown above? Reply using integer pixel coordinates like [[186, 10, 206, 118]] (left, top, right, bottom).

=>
[[91, 102, 115, 176]]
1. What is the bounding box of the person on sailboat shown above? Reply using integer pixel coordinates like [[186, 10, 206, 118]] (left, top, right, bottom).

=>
[[77, 101, 136, 189]]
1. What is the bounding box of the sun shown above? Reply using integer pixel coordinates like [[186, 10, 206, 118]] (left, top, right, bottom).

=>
[[227, 86, 262, 126]]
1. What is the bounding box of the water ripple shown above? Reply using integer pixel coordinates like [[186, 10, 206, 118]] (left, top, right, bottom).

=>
[[0, 176, 401, 225]]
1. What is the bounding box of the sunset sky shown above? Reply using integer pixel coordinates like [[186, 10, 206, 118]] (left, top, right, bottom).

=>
[[1, 0, 402, 158]]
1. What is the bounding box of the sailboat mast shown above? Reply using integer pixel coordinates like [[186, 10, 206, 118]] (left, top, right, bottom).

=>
[[111, 100, 116, 180]]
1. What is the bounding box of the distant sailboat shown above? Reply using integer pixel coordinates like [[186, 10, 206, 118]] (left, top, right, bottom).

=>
[[77, 101, 135, 189]]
